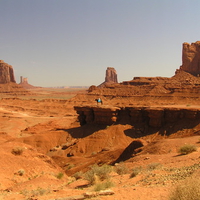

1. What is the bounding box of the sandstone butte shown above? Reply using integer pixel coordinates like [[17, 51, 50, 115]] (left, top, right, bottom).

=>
[[0, 41, 200, 200]]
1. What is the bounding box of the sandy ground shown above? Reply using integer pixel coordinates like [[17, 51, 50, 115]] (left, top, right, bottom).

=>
[[0, 87, 199, 200]]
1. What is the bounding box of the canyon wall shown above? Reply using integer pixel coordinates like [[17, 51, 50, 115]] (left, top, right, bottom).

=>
[[74, 106, 200, 130]]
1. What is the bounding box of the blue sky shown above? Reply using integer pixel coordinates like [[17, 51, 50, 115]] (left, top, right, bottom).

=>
[[1, 0, 200, 87]]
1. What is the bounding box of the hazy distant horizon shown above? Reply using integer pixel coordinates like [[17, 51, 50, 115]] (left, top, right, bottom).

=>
[[1, 0, 200, 87]]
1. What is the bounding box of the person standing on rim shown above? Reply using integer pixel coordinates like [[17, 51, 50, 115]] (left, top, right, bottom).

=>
[[95, 97, 103, 106]]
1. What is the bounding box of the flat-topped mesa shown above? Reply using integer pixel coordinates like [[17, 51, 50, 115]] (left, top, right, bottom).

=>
[[98, 67, 118, 87], [179, 41, 200, 76], [0, 60, 16, 83]]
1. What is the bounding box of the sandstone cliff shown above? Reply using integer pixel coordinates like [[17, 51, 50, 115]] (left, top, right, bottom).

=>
[[98, 67, 118, 87], [180, 41, 200, 76], [0, 60, 16, 83], [0, 60, 29, 95]]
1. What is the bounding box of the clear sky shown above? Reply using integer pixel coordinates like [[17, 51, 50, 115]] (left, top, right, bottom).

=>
[[1, 0, 200, 87]]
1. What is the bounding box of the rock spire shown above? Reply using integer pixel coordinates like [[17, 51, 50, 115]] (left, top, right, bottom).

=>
[[179, 41, 200, 76]]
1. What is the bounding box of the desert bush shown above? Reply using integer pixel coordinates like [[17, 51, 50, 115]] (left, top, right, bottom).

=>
[[17, 169, 25, 176], [169, 177, 200, 200], [178, 144, 197, 155], [56, 172, 64, 179], [11, 146, 24, 155], [93, 180, 114, 191], [20, 187, 50, 197], [66, 163, 75, 170], [84, 164, 112, 185], [130, 167, 142, 178], [114, 162, 129, 175], [72, 171, 83, 180], [147, 162, 161, 171]]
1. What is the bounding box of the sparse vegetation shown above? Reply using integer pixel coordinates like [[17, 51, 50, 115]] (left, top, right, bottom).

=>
[[11, 146, 24, 155], [56, 172, 64, 179], [84, 164, 112, 185], [114, 162, 129, 175], [17, 169, 25, 176], [130, 167, 142, 178], [72, 171, 83, 180], [20, 187, 50, 197], [93, 180, 114, 191], [65, 163, 75, 170], [169, 177, 200, 200], [178, 144, 197, 155], [147, 162, 162, 171]]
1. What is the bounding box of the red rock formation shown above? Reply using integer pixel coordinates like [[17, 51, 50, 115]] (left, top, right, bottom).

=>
[[0, 60, 15, 83], [19, 76, 37, 89], [74, 106, 200, 129], [179, 41, 200, 76], [0, 60, 30, 95], [98, 67, 118, 87], [105, 67, 118, 83]]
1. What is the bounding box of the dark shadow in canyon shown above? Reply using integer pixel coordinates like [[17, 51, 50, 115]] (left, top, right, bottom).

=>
[[56, 124, 107, 138]]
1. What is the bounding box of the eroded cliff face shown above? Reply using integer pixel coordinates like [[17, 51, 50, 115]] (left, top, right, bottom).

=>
[[180, 41, 200, 76], [74, 106, 200, 131], [98, 67, 118, 88], [105, 67, 118, 83], [0, 60, 16, 83]]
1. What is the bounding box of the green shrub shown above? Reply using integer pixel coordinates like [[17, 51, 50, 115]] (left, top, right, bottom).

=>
[[93, 180, 114, 191], [178, 144, 197, 155], [169, 177, 200, 200], [84, 164, 112, 185], [56, 172, 64, 179], [114, 162, 129, 175]]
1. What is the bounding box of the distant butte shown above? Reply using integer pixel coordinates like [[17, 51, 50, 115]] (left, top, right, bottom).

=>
[[0, 60, 15, 83], [98, 67, 118, 87], [0, 60, 29, 95], [179, 41, 200, 76], [19, 76, 40, 89]]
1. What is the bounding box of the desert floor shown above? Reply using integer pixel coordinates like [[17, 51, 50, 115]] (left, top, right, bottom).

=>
[[0, 87, 200, 200]]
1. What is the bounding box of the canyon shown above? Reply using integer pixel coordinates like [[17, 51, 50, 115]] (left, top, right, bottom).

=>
[[0, 41, 200, 199]]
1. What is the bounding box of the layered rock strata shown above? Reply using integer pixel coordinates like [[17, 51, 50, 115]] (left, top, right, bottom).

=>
[[98, 67, 118, 88], [74, 106, 200, 128], [0, 60, 15, 83], [180, 41, 200, 76]]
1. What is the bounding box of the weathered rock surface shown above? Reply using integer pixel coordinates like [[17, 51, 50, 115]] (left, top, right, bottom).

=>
[[179, 41, 200, 76], [98, 67, 118, 87], [0, 60, 30, 95], [0, 60, 15, 83], [74, 106, 200, 128]]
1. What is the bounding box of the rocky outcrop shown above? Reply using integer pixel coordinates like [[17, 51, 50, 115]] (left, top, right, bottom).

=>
[[19, 76, 37, 89], [179, 41, 200, 76], [0, 60, 15, 83], [0, 60, 30, 95], [98, 67, 118, 87], [74, 106, 200, 129], [74, 106, 120, 125], [105, 67, 118, 83]]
